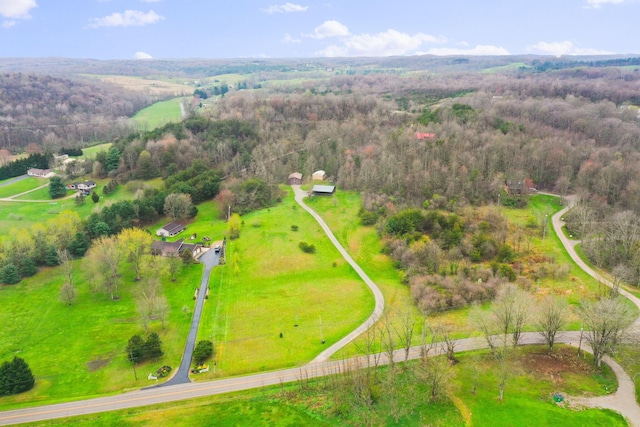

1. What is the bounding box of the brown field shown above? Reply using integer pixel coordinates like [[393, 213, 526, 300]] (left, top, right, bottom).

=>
[[90, 75, 192, 96]]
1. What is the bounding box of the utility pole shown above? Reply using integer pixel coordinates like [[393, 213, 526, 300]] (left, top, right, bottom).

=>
[[227, 205, 231, 221], [128, 349, 138, 381], [319, 315, 325, 344]]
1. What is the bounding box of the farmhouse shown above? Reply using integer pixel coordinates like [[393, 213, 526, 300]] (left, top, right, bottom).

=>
[[151, 239, 203, 258], [312, 185, 336, 196], [27, 168, 56, 178], [156, 221, 186, 237], [312, 170, 327, 181], [287, 172, 303, 185]]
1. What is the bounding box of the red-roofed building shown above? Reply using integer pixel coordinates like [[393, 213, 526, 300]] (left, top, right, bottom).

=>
[[415, 132, 436, 140]]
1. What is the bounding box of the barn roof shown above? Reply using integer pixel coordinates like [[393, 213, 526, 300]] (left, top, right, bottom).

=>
[[312, 185, 336, 194]]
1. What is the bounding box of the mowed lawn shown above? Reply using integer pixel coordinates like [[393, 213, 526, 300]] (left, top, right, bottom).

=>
[[132, 97, 184, 130], [0, 259, 203, 409], [0, 177, 47, 198], [196, 189, 375, 376]]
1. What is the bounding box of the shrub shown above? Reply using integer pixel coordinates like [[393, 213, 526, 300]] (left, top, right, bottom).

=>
[[193, 340, 214, 365], [0, 264, 20, 284], [291, 225, 299, 231], [299, 242, 316, 254], [0, 357, 35, 396]]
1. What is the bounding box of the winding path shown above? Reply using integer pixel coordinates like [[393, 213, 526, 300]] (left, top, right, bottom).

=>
[[292, 185, 385, 362]]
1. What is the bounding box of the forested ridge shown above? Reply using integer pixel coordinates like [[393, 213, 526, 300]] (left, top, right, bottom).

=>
[[0, 73, 151, 151]]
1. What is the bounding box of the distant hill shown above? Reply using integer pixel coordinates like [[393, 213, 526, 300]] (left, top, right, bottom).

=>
[[0, 73, 151, 152]]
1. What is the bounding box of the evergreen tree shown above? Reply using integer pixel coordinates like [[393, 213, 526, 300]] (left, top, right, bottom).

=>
[[0, 357, 35, 396], [44, 246, 60, 266], [68, 232, 90, 257], [105, 147, 121, 172], [91, 191, 100, 203], [126, 335, 144, 364], [0, 264, 20, 284], [193, 340, 213, 365], [48, 176, 67, 199], [144, 333, 163, 359], [19, 257, 37, 278]]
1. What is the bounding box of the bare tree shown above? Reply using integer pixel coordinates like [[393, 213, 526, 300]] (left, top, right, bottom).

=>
[[493, 284, 530, 347], [535, 296, 568, 353], [394, 310, 416, 363], [579, 297, 635, 367], [57, 249, 76, 305], [85, 236, 121, 300]]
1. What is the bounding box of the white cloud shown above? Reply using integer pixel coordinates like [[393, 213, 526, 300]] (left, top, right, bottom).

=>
[[305, 20, 349, 39], [262, 3, 308, 14], [585, 0, 629, 8], [2, 20, 16, 28], [134, 51, 153, 59], [422, 45, 510, 56], [0, 0, 37, 19], [319, 30, 446, 57], [529, 40, 614, 57], [282, 33, 301, 43], [88, 10, 164, 28]]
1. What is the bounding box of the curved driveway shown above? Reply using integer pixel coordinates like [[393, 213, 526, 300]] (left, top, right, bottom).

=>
[[292, 185, 385, 362], [551, 196, 640, 332]]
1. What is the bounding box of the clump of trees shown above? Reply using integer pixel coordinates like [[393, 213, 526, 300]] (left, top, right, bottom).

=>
[[0, 153, 51, 180], [0, 357, 35, 396], [126, 333, 163, 364]]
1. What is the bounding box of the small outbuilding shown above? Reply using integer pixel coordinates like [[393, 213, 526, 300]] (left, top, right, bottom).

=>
[[312, 185, 336, 196], [156, 221, 186, 237], [288, 172, 303, 185], [312, 170, 327, 181]]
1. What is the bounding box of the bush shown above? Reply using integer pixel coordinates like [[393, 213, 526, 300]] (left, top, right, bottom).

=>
[[359, 210, 378, 226], [299, 242, 316, 254], [291, 225, 299, 231], [0, 264, 20, 284], [193, 340, 214, 365], [0, 357, 35, 396]]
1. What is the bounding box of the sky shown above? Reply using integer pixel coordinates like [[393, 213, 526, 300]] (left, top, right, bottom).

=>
[[0, 0, 638, 60]]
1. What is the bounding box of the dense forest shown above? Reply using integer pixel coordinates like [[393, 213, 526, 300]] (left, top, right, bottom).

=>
[[0, 73, 152, 152], [2, 56, 640, 303]]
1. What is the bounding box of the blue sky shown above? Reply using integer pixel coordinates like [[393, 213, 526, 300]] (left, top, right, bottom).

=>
[[0, 0, 638, 59]]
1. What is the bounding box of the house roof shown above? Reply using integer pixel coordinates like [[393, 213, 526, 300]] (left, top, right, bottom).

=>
[[313, 170, 326, 175], [312, 185, 336, 194], [288, 172, 302, 179], [151, 240, 183, 254], [159, 221, 186, 234]]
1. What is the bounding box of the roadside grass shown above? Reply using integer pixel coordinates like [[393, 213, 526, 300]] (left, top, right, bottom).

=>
[[196, 191, 374, 377], [0, 177, 47, 198], [0, 258, 202, 410], [25, 345, 626, 426], [615, 344, 640, 403], [452, 345, 624, 426], [132, 97, 185, 130]]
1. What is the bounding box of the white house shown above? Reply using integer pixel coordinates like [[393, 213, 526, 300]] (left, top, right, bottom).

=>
[[27, 168, 56, 178]]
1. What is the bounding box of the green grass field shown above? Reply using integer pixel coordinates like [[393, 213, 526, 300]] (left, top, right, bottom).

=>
[[0, 259, 203, 409], [132, 97, 185, 131], [196, 189, 375, 377], [79, 143, 112, 160], [0, 177, 47, 198]]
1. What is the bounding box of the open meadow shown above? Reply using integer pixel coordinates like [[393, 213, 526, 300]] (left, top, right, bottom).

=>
[[196, 187, 374, 377], [132, 97, 185, 130]]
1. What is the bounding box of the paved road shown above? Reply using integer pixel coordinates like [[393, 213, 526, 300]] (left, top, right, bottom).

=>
[[3, 191, 640, 425], [158, 248, 221, 386], [292, 185, 385, 362], [3, 331, 639, 426], [551, 196, 640, 333], [0, 175, 29, 188]]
